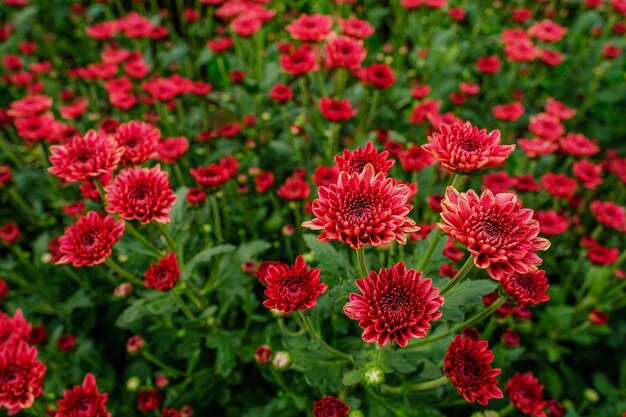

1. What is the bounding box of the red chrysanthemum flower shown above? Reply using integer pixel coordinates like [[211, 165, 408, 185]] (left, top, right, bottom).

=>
[[0, 310, 31, 350], [335, 141, 395, 176], [500, 270, 550, 305], [114, 121, 160, 166], [161, 409, 180, 417], [573, 160, 603, 189], [505, 372, 547, 417], [105, 165, 176, 224], [535, 210, 568, 236], [541, 173, 577, 199], [398, 144, 436, 172], [285, 14, 332, 42], [319, 96, 357, 122], [262, 256, 327, 314], [443, 335, 503, 406], [144, 252, 180, 291], [0, 341, 46, 416], [324, 36, 366, 70], [56, 373, 110, 417], [302, 164, 419, 249], [343, 262, 443, 347], [48, 130, 122, 182], [312, 396, 350, 417], [190, 163, 230, 189], [156, 137, 189, 164], [57, 211, 125, 267], [276, 176, 310, 200], [422, 122, 515, 174], [590, 200, 626, 230], [438, 187, 550, 280], [136, 389, 161, 412]]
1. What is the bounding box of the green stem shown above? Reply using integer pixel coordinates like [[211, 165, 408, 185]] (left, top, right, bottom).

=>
[[416, 228, 442, 271], [277, 317, 304, 337], [209, 194, 223, 243], [499, 403, 515, 417], [171, 291, 196, 321], [440, 256, 474, 295], [142, 351, 186, 377], [326, 122, 341, 164], [94, 179, 107, 202], [298, 311, 353, 362], [449, 173, 467, 191], [357, 247, 368, 278], [381, 375, 449, 394], [104, 258, 143, 286], [154, 222, 177, 255], [125, 222, 164, 257]]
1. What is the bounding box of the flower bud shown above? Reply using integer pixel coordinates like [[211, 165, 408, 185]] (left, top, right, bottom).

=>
[[583, 388, 599, 403], [363, 366, 385, 387], [114, 283, 133, 299], [255, 345, 272, 365], [281, 224, 295, 237], [154, 374, 169, 389], [127, 376, 141, 391], [272, 351, 291, 370], [126, 335, 145, 354]]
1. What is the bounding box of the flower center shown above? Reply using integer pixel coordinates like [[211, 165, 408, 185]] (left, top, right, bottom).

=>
[[457, 138, 481, 152], [345, 196, 373, 223], [454, 354, 480, 385], [379, 290, 411, 324]]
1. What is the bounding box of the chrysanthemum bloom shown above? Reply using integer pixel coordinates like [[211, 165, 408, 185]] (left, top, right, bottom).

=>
[[114, 121, 159, 166], [319, 96, 357, 122], [144, 252, 180, 291], [302, 164, 419, 249], [312, 396, 350, 417], [559, 133, 599, 157], [48, 130, 122, 182], [505, 372, 547, 417], [500, 270, 550, 305], [0, 310, 31, 350], [0, 341, 46, 415], [343, 262, 443, 347], [57, 211, 125, 267], [535, 210, 568, 236], [56, 373, 110, 417], [340, 17, 375, 39], [573, 160, 603, 189], [541, 173, 577, 200], [277, 176, 310, 200], [492, 102, 525, 122], [262, 256, 327, 314], [285, 14, 332, 41], [0, 223, 19, 245], [439, 187, 550, 280], [190, 163, 230, 189], [335, 141, 395, 175], [136, 389, 161, 412], [161, 409, 180, 417], [518, 138, 559, 158], [155, 137, 189, 164], [106, 166, 176, 224], [324, 36, 366, 70], [279, 44, 318, 75], [363, 63, 396, 89], [443, 335, 503, 405], [422, 122, 515, 174], [545, 97, 576, 120], [528, 20, 567, 43], [255, 261, 286, 286], [588, 245, 619, 266], [590, 200, 625, 230], [312, 166, 340, 188], [528, 113, 563, 141], [476, 55, 501, 74], [399, 144, 436, 172]]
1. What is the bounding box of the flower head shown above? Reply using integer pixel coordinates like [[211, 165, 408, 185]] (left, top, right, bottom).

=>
[[262, 256, 327, 314], [312, 396, 350, 417], [0, 341, 46, 415], [144, 252, 180, 291], [319, 96, 357, 122], [344, 262, 444, 347], [302, 164, 419, 249], [443, 335, 503, 406], [334, 141, 395, 176], [105, 165, 176, 224], [56, 373, 110, 417], [439, 187, 550, 280], [500, 270, 550, 305], [422, 122, 515, 174], [114, 121, 159, 166], [505, 372, 547, 417], [48, 130, 122, 182], [57, 211, 124, 267]]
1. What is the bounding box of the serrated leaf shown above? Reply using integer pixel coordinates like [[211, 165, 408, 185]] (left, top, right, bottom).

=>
[[181, 244, 235, 280], [439, 279, 497, 322], [342, 369, 362, 386]]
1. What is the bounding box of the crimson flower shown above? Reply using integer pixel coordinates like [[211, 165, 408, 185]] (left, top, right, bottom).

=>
[[285, 14, 332, 41], [422, 122, 515, 174], [319, 96, 357, 122], [500, 270, 550, 305], [302, 164, 419, 249], [56, 373, 110, 417], [443, 335, 503, 406], [312, 396, 350, 417], [262, 256, 327, 314], [590, 200, 625, 230], [136, 389, 161, 412], [0, 310, 31, 350], [439, 187, 550, 280], [48, 130, 122, 182], [324, 36, 366, 70], [57, 211, 125, 267], [334, 141, 395, 176], [343, 262, 444, 347], [114, 121, 159, 166], [105, 165, 176, 224], [0, 341, 46, 415], [505, 372, 547, 417], [144, 252, 180, 291]]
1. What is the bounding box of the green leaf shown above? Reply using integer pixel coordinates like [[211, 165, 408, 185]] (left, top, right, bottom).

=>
[[439, 279, 497, 322], [384, 350, 419, 373], [234, 240, 272, 263], [303, 234, 351, 281], [181, 244, 235, 280], [205, 330, 239, 377], [342, 369, 362, 386]]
